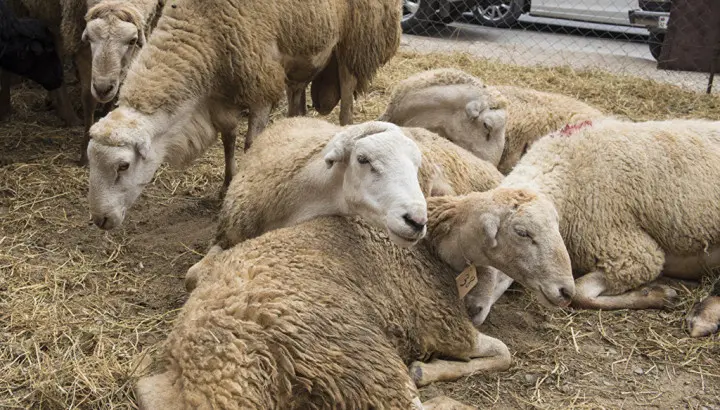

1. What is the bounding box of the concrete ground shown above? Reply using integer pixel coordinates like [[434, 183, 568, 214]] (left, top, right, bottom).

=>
[[400, 14, 717, 94]]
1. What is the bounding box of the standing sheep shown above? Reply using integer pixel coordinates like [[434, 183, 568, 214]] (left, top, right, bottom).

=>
[[87, 0, 400, 230], [379, 68, 605, 174], [0, 0, 64, 113], [134, 187, 576, 409], [469, 118, 720, 337]]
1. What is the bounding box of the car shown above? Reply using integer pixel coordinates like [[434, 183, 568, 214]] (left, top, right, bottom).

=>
[[470, 0, 639, 28], [401, 0, 481, 34], [628, 0, 671, 61]]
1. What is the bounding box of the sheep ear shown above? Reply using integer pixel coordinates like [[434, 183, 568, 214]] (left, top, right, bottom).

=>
[[323, 121, 402, 169], [479, 213, 499, 248], [135, 139, 150, 160], [465, 99, 488, 120]]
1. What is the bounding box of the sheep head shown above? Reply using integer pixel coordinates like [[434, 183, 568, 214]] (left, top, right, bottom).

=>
[[323, 121, 428, 247], [429, 188, 575, 308], [87, 106, 166, 230], [83, 1, 146, 103]]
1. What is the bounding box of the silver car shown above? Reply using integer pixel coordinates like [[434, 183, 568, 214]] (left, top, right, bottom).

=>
[[472, 0, 639, 28]]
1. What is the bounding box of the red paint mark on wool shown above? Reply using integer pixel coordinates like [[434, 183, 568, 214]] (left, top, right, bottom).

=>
[[555, 120, 593, 137]]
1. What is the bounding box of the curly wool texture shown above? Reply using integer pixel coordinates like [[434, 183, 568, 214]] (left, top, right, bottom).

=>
[[7, 0, 86, 57], [494, 85, 605, 174], [214, 117, 503, 249], [143, 213, 479, 409], [501, 118, 720, 293]]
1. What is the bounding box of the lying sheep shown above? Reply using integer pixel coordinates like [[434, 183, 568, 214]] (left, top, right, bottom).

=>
[[87, 0, 399, 230], [1, 0, 84, 129], [471, 118, 720, 337], [0, 0, 64, 119], [379, 68, 605, 174], [134, 188, 576, 409], [186, 117, 505, 294]]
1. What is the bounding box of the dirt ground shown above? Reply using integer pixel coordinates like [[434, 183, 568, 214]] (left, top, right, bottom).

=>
[[1, 51, 719, 409]]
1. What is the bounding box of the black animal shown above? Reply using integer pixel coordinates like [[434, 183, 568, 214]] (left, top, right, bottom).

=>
[[0, 0, 63, 117]]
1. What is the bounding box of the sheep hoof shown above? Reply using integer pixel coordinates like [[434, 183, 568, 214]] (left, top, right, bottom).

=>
[[642, 284, 678, 307], [686, 296, 720, 337]]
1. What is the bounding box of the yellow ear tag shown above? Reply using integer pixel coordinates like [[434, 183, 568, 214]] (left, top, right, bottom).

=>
[[456, 265, 478, 299]]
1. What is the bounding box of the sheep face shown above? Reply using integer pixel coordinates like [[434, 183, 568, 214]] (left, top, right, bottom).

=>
[[324, 122, 427, 247], [384, 85, 507, 166], [462, 189, 575, 307], [87, 107, 163, 230], [0, 21, 63, 91], [82, 16, 143, 103]]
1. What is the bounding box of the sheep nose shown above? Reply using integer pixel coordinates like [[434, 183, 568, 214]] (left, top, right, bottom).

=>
[[92, 215, 109, 230], [93, 82, 115, 99], [402, 213, 426, 232], [559, 286, 574, 304]]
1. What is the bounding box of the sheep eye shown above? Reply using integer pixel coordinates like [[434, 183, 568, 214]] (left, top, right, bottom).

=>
[[118, 162, 130, 172], [515, 228, 531, 239], [128, 37, 138, 46], [357, 155, 370, 165]]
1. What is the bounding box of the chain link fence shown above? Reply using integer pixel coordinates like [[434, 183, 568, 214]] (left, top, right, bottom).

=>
[[399, 0, 719, 94]]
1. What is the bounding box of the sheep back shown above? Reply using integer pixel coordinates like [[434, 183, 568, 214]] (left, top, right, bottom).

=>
[[495, 85, 605, 174], [162, 215, 477, 408]]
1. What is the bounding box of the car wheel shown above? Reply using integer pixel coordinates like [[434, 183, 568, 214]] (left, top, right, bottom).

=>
[[472, 0, 524, 28], [648, 31, 665, 61], [401, 0, 464, 35]]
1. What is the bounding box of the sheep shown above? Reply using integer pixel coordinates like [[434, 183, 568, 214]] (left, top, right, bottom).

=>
[[133, 187, 576, 409], [288, 0, 401, 125], [82, 0, 165, 104], [466, 118, 720, 337], [87, 0, 400, 230], [687, 280, 720, 338], [1, 0, 84, 129], [0, 0, 64, 119], [213, 117, 503, 248], [378, 68, 605, 174]]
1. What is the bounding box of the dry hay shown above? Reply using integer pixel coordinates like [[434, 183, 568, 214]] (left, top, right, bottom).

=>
[[1, 50, 719, 409]]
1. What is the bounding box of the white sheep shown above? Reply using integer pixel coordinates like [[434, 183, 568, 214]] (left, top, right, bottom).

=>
[[378, 68, 605, 174], [468, 118, 720, 337], [133, 187, 576, 409], [186, 117, 505, 296], [87, 0, 400, 230]]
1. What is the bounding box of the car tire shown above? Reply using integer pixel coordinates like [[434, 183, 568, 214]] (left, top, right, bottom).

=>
[[648, 31, 665, 61], [401, 0, 466, 35], [471, 0, 524, 28]]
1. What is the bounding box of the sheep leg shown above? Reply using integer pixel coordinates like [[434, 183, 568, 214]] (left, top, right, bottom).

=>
[[50, 83, 81, 127], [571, 271, 677, 310], [338, 64, 356, 126], [409, 331, 511, 387], [285, 82, 307, 117], [243, 103, 271, 152], [0, 70, 11, 119], [75, 47, 96, 166], [220, 130, 238, 194], [686, 280, 720, 337]]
